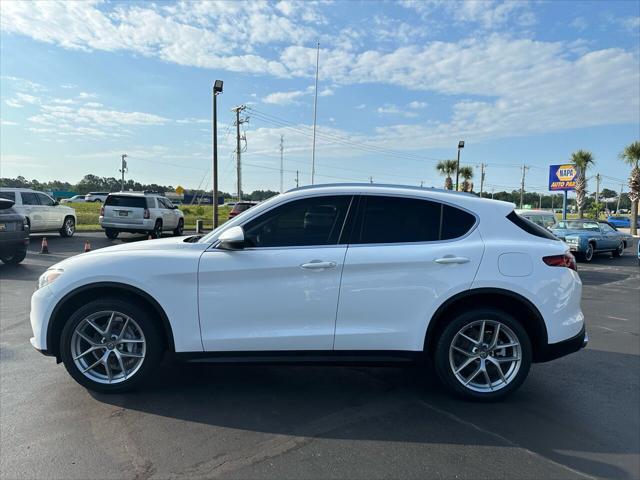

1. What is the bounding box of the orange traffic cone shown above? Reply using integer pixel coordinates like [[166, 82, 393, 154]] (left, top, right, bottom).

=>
[[83, 240, 91, 253], [40, 237, 49, 254], [148, 234, 153, 240]]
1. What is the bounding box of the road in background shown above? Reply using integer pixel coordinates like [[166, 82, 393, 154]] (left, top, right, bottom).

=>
[[1, 233, 638, 479]]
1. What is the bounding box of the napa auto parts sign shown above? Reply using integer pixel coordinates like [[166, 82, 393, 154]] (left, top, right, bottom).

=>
[[549, 164, 577, 191]]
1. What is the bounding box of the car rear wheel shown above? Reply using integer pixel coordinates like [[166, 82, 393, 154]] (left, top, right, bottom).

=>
[[0, 248, 27, 264], [59, 216, 75, 237], [434, 308, 532, 401], [149, 220, 162, 239], [612, 242, 624, 257], [105, 229, 119, 239], [60, 298, 162, 393], [173, 218, 184, 236]]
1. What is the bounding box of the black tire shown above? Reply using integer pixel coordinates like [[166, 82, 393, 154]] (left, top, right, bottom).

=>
[[173, 218, 184, 236], [60, 297, 163, 393], [105, 229, 119, 240], [0, 248, 27, 264], [434, 308, 532, 401], [612, 242, 624, 258], [149, 220, 162, 239], [59, 216, 76, 237], [580, 243, 594, 262]]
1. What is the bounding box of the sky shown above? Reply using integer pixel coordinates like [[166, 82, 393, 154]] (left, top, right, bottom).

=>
[[1, 0, 639, 196]]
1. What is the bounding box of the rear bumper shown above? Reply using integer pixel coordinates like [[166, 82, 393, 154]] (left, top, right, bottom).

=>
[[537, 325, 587, 363], [99, 218, 154, 231]]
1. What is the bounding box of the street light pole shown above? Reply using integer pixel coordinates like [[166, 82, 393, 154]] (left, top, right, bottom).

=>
[[454, 140, 465, 191], [212, 80, 223, 228]]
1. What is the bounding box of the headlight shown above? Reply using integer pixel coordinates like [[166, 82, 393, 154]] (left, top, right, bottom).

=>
[[38, 269, 64, 289]]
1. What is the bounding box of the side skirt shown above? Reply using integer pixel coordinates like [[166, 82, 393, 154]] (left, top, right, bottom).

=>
[[173, 350, 426, 367]]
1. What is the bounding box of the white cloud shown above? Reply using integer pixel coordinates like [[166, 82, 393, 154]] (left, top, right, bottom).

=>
[[377, 104, 418, 118], [78, 91, 97, 99], [52, 98, 77, 105], [570, 17, 588, 31], [177, 117, 210, 124], [84, 102, 103, 108], [408, 101, 427, 109], [263, 90, 307, 105], [60, 83, 77, 89], [1, 119, 19, 126], [5, 99, 23, 108]]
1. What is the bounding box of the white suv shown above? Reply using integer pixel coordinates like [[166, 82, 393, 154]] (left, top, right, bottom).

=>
[[99, 192, 184, 239], [30, 184, 586, 400], [85, 192, 109, 203], [0, 188, 76, 236]]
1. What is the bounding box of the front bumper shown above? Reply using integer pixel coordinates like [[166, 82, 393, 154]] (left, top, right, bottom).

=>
[[537, 325, 588, 363]]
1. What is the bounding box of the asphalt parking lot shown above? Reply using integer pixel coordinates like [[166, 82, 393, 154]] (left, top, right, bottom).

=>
[[1, 233, 638, 480]]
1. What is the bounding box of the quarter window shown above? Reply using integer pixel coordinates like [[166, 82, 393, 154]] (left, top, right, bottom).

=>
[[441, 204, 476, 240], [0, 192, 16, 202], [243, 195, 352, 247]]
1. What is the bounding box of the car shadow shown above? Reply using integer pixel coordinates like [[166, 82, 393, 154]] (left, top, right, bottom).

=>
[[91, 348, 638, 479]]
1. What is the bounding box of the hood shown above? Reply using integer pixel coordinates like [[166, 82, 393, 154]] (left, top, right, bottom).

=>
[[87, 235, 209, 255]]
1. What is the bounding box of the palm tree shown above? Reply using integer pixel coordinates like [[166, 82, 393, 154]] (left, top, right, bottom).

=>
[[459, 166, 474, 192], [570, 149, 595, 219], [619, 141, 640, 235], [436, 159, 458, 190]]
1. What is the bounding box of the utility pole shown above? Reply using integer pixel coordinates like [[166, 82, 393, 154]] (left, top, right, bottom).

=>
[[212, 80, 223, 228], [491, 188, 495, 199], [420, 181, 424, 188], [478, 163, 486, 197], [119, 154, 128, 191], [279, 135, 284, 193], [231, 105, 247, 202], [369, 176, 373, 184], [616, 183, 623, 213], [311, 41, 320, 184], [295, 170, 299, 188], [539, 192, 543, 209], [595, 173, 601, 218], [519, 165, 529, 209]]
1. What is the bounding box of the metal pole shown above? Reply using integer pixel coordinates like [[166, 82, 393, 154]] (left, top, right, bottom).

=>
[[235, 107, 242, 202], [479, 163, 485, 198], [616, 183, 623, 213], [455, 148, 461, 191], [563, 191, 568, 220], [213, 89, 219, 228], [280, 135, 284, 193], [311, 41, 320, 185]]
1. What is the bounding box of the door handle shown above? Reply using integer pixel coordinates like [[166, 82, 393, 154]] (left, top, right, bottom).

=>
[[301, 261, 336, 270], [434, 256, 470, 265]]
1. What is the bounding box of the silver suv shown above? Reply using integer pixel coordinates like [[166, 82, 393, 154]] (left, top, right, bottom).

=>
[[0, 188, 76, 236], [99, 192, 184, 239]]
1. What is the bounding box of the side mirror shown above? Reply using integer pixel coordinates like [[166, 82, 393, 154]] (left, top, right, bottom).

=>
[[218, 225, 245, 250], [54, 201, 60, 206]]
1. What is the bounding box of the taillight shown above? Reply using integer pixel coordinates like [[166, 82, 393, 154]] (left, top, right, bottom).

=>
[[100, 206, 104, 216], [143, 208, 150, 219], [543, 253, 577, 271]]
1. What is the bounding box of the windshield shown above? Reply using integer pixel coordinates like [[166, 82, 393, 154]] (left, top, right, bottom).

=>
[[556, 220, 600, 231]]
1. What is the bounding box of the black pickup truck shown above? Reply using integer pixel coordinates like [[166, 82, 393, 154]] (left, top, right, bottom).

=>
[[0, 198, 29, 264]]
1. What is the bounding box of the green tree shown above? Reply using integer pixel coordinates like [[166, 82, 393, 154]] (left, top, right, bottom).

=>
[[570, 149, 595, 219], [458, 166, 474, 192], [436, 160, 458, 190], [619, 141, 640, 235]]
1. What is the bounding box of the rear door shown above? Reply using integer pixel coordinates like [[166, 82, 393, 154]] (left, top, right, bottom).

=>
[[158, 197, 177, 229], [19, 192, 46, 231], [334, 195, 484, 351], [104, 195, 147, 226], [35, 192, 60, 229], [599, 223, 621, 249]]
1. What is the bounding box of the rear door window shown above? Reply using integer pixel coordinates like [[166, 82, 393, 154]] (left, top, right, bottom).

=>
[[21, 192, 39, 205], [105, 195, 147, 208]]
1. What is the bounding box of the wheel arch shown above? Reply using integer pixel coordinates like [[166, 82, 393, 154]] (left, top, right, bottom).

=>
[[424, 288, 549, 362], [47, 282, 175, 361]]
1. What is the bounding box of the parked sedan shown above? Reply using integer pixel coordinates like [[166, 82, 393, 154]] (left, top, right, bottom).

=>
[[607, 216, 639, 229], [601, 221, 633, 249], [61, 195, 86, 204], [0, 198, 30, 264], [551, 220, 625, 262]]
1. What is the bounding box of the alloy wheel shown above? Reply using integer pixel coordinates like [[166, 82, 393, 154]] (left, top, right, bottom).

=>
[[70, 311, 146, 384], [65, 218, 75, 236], [448, 319, 522, 393], [584, 244, 594, 261]]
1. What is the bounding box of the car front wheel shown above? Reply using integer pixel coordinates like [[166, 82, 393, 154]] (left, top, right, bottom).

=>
[[434, 308, 532, 401], [59, 216, 75, 237], [60, 298, 162, 393], [581, 243, 594, 262]]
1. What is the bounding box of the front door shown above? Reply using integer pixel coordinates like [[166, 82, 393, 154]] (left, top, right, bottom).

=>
[[198, 195, 354, 351], [35, 192, 59, 229], [20, 192, 46, 231]]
